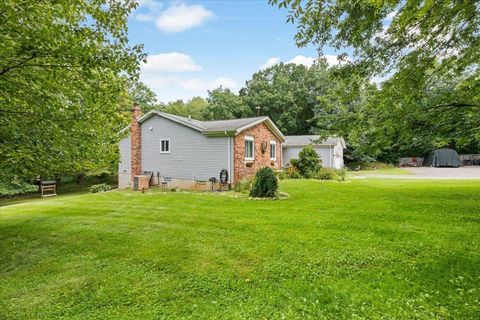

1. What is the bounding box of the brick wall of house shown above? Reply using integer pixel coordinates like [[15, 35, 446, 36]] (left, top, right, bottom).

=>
[[130, 104, 142, 181], [233, 122, 282, 183]]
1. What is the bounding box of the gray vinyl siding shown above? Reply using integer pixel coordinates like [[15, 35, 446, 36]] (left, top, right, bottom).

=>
[[118, 137, 131, 188], [140, 115, 231, 182], [119, 137, 131, 174], [283, 145, 335, 168]]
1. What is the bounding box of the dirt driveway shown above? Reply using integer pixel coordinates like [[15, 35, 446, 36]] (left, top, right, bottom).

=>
[[358, 166, 480, 179]]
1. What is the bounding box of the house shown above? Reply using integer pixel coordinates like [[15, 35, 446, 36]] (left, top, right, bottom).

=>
[[119, 106, 346, 189], [118, 105, 286, 189], [282, 135, 346, 169]]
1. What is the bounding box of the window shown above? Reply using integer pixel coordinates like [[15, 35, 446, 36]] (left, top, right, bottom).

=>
[[270, 141, 276, 160], [160, 139, 170, 153], [245, 136, 254, 160]]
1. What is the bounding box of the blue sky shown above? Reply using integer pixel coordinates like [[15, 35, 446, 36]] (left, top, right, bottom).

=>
[[128, 0, 342, 103]]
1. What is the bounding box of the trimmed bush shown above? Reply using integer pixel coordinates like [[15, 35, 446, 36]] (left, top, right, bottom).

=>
[[89, 183, 112, 193], [290, 145, 321, 178], [250, 167, 278, 198]]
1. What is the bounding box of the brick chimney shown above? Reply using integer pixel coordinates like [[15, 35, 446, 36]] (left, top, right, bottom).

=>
[[130, 103, 142, 181]]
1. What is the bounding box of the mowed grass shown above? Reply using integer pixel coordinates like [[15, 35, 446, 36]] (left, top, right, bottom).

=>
[[1, 180, 479, 319]]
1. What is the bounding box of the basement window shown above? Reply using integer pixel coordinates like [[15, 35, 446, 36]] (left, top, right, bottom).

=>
[[270, 141, 276, 160], [245, 136, 254, 160], [160, 139, 170, 153]]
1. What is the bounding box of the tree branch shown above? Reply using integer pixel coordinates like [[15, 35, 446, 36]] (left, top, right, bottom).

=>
[[0, 55, 36, 76]]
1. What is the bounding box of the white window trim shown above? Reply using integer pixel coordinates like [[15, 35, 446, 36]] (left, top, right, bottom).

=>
[[160, 138, 170, 154], [245, 136, 254, 160], [270, 140, 276, 160]]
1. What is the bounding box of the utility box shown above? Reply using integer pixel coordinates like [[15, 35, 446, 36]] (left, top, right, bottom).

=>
[[133, 175, 149, 191]]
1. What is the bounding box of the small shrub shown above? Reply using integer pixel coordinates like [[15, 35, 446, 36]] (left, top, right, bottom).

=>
[[89, 183, 112, 193], [292, 146, 321, 178], [316, 168, 338, 180], [286, 166, 302, 179], [250, 167, 278, 198], [234, 177, 253, 192], [0, 178, 38, 197], [336, 167, 348, 181]]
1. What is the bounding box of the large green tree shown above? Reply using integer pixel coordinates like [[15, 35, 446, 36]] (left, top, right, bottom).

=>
[[269, 0, 479, 77], [202, 87, 251, 120], [161, 97, 209, 120], [241, 62, 331, 135], [270, 0, 480, 159], [0, 0, 144, 181]]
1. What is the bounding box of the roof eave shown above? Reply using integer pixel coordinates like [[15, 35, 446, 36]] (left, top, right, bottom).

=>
[[202, 130, 237, 137], [235, 117, 286, 142], [139, 111, 204, 132]]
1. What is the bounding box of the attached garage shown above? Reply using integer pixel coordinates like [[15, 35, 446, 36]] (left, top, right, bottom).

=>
[[282, 135, 346, 169]]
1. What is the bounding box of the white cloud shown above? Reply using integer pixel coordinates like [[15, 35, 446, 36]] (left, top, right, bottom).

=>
[[260, 57, 281, 70], [259, 54, 350, 70], [141, 53, 202, 73], [155, 2, 215, 33], [287, 55, 316, 67]]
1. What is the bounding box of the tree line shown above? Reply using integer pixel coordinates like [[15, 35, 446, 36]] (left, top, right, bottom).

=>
[[1, 0, 478, 187], [140, 57, 479, 163]]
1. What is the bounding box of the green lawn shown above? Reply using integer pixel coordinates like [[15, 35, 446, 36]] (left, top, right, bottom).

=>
[[1, 180, 479, 319]]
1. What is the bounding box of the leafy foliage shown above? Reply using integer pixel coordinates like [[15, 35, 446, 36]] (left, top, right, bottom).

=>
[[126, 80, 157, 113], [89, 183, 112, 193], [241, 62, 330, 134], [160, 97, 208, 120], [269, 0, 480, 78], [0, 0, 144, 182], [270, 0, 480, 160], [0, 178, 38, 197], [203, 87, 251, 120], [293, 146, 321, 178], [316, 168, 338, 181], [249, 167, 278, 198]]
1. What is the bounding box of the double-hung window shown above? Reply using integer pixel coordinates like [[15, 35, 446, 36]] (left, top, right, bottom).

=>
[[160, 139, 170, 153], [270, 141, 276, 160], [245, 136, 254, 160]]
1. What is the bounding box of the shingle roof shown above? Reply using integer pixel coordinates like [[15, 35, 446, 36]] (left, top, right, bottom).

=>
[[285, 135, 345, 148], [154, 112, 268, 132], [203, 117, 269, 132], [135, 110, 286, 141]]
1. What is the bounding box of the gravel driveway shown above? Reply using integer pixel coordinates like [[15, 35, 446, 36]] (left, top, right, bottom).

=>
[[357, 166, 480, 179]]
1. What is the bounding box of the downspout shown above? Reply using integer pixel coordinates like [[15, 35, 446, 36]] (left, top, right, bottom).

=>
[[280, 141, 283, 168], [225, 131, 232, 183]]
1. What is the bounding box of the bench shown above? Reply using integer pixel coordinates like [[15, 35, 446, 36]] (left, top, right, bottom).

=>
[[40, 180, 57, 198]]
